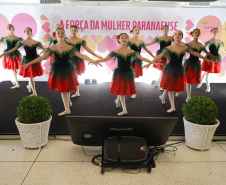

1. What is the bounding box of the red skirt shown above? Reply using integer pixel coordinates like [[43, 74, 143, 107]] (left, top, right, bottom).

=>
[[19, 63, 43, 78], [48, 71, 79, 93], [153, 52, 167, 71], [2, 54, 21, 70], [202, 60, 221, 73], [75, 60, 86, 75], [185, 68, 201, 84], [110, 74, 136, 96], [131, 61, 143, 78], [160, 64, 186, 92]]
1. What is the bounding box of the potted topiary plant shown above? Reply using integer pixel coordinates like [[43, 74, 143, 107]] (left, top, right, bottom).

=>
[[182, 96, 220, 151], [15, 96, 52, 149]]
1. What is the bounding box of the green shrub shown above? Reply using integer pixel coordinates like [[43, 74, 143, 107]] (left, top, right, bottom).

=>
[[17, 96, 52, 124], [182, 96, 218, 125]]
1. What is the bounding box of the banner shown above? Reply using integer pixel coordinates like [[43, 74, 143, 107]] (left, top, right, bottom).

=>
[[0, 5, 226, 83]]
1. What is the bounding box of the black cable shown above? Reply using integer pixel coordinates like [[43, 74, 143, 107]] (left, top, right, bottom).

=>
[[91, 154, 102, 166]]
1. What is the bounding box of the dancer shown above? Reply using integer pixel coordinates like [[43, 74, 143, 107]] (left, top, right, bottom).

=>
[[143, 30, 211, 113], [91, 33, 161, 116], [145, 25, 173, 88], [184, 28, 219, 100], [128, 26, 155, 98], [21, 28, 95, 116], [65, 25, 102, 98], [0, 24, 22, 89], [197, 28, 226, 92], [0, 27, 45, 96]]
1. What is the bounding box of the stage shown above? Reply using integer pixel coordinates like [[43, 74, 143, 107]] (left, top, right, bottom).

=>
[[0, 81, 226, 135]]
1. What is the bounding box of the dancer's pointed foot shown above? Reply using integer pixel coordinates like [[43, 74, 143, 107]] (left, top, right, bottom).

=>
[[205, 87, 210, 92], [69, 101, 72, 107], [115, 99, 120, 108], [71, 92, 80, 98], [159, 87, 163, 90], [159, 95, 165, 104], [11, 80, 16, 85], [58, 110, 71, 116], [117, 110, 128, 116], [167, 108, 176, 113], [26, 85, 32, 92], [11, 84, 20, 89], [196, 83, 202, 88], [175, 92, 180, 97], [30, 93, 37, 96], [186, 97, 191, 102], [131, 94, 136, 99]]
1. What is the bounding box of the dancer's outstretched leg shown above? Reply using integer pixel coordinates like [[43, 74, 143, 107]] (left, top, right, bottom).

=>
[[29, 78, 37, 96], [115, 95, 120, 107], [186, 84, 191, 101], [197, 72, 206, 88], [155, 72, 162, 88], [118, 95, 127, 116], [59, 92, 71, 116], [27, 80, 32, 92], [167, 91, 176, 113], [11, 70, 20, 89], [71, 86, 80, 97], [205, 73, 210, 92], [159, 90, 167, 104]]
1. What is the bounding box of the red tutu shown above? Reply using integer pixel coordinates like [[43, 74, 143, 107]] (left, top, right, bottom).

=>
[[46, 55, 55, 67], [153, 52, 167, 71], [19, 63, 43, 78], [110, 74, 136, 96], [202, 60, 221, 73], [131, 61, 143, 78], [48, 72, 79, 93], [3, 54, 21, 70], [160, 71, 186, 92], [185, 68, 201, 84], [75, 60, 86, 75]]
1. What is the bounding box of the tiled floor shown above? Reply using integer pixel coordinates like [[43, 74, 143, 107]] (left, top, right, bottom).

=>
[[0, 136, 226, 185]]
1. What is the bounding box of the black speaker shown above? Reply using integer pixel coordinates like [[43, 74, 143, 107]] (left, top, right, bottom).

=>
[[104, 136, 148, 163]]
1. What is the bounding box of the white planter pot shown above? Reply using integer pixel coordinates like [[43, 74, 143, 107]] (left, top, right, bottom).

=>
[[183, 117, 220, 151], [15, 116, 52, 149]]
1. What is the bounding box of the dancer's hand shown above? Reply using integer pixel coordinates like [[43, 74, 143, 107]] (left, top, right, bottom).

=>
[[206, 59, 212, 65], [143, 63, 151, 69], [21, 63, 29, 70], [155, 62, 164, 66]]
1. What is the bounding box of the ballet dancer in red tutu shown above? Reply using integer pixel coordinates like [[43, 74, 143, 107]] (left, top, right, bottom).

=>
[[128, 26, 155, 98], [91, 33, 161, 116], [0, 27, 45, 96], [21, 28, 95, 116], [197, 28, 226, 92], [143, 30, 211, 113], [0, 24, 22, 89], [184, 28, 219, 101], [65, 26, 102, 98], [145, 25, 173, 88]]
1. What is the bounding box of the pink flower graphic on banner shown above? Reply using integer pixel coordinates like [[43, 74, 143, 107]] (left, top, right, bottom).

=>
[[41, 22, 50, 33], [40, 15, 49, 21], [97, 35, 117, 53], [196, 15, 222, 44], [186, 20, 195, 31], [0, 14, 9, 39], [185, 37, 192, 43], [144, 36, 159, 54], [11, 13, 37, 39], [91, 35, 102, 44]]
